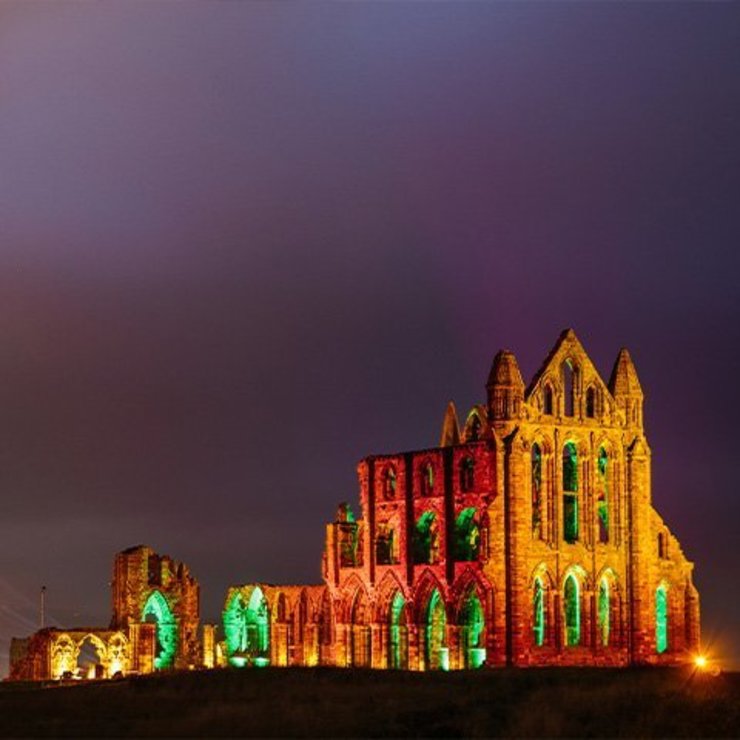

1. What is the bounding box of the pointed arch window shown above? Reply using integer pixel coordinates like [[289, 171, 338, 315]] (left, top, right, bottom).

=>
[[562, 361, 577, 417], [384, 466, 397, 499], [533, 578, 546, 647], [563, 442, 579, 543], [375, 522, 398, 565], [413, 512, 439, 564], [143, 591, 178, 670], [389, 592, 408, 669], [564, 574, 580, 646], [467, 414, 482, 442], [656, 585, 668, 654], [543, 385, 554, 416], [532, 443, 542, 538], [460, 457, 475, 492], [421, 463, 435, 497], [598, 578, 610, 646], [597, 447, 609, 543], [459, 590, 486, 668], [425, 589, 447, 670], [453, 507, 480, 561]]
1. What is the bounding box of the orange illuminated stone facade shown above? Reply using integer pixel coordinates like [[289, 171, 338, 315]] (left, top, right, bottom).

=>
[[227, 330, 700, 669], [10, 545, 203, 680]]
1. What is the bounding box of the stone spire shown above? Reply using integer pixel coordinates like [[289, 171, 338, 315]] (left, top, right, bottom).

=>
[[609, 348, 644, 428], [487, 350, 525, 422], [439, 401, 461, 447]]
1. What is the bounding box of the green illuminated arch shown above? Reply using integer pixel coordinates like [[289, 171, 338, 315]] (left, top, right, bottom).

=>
[[563, 442, 579, 543], [142, 590, 177, 670], [459, 589, 485, 668], [656, 585, 668, 654], [533, 577, 545, 647], [223, 587, 270, 667], [453, 508, 480, 562], [424, 589, 447, 670], [413, 511, 438, 564], [598, 577, 610, 646], [564, 574, 580, 647], [388, 592, 408, 669]]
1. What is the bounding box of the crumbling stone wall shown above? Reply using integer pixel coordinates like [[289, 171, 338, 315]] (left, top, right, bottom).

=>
[[111, 545, 201, 669]]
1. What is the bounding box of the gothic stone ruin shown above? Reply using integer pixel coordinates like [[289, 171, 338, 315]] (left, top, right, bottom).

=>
[[10, 546, 203, 680], [8, 330, 701, 679], [222, 330, 700, 670]]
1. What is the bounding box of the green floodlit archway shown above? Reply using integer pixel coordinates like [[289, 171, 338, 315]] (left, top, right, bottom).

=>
[[598, 578, 610, 646], [533, 578, 545, 647], [564, 574, 580, 647], [389, 592, 408, 670], [460, 590, 485, 668], [223, 587, 270, 667], [425, 589, 447, 670], [656, 585, 668, 654], [453, 508, 480, 561], [142, 590, 178, 670]]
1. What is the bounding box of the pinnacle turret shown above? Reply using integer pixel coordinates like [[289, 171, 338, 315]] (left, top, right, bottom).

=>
[[487, 350, 525, 421], [609, 348, 644, 428]]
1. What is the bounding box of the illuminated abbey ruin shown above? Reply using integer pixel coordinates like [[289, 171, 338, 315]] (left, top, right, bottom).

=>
[[8, 331, 701, 679], [223, 330, 701, 669], [10, 546, 205, 680]]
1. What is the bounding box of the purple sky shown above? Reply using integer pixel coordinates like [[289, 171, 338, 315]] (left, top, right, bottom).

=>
[[0, 2, 738, 672]]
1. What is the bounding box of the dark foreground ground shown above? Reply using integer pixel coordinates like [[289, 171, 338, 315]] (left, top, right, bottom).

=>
[[0, 667, 737, 738]]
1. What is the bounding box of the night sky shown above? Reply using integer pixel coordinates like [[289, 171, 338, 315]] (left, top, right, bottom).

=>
[[0, 2, 738, 673]]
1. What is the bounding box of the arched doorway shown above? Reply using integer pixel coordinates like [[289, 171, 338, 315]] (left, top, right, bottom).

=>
[[424, 589, 447, 670], [142, 591, 178, 669], [223, 587, 270, 667], [459, 589, 485, 668], [76, 635, 105, 679], [388, 592, 408, 670]]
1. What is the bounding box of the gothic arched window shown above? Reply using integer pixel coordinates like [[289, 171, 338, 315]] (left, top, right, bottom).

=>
[[563, 442, 579, 543], [421, 463, 434, 497], [460, 457, 475, 492], [543, 385, 554, 416], [598, 578, 610, 647], [656, 585, 668, 654], [467, 414, 482, 442], [453, 507, 480, 561], [384, 466, 397, 499], [532, 443, 542, 538], [564, 574, 580, 646], [597, 447, 609, 543], [533, 578, 545, 647], [413, 512, 439, 564], [562, 361, 576, 417]]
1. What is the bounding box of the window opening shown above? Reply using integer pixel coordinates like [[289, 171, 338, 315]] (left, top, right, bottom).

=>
[[564, 575, 580, 646], [532, 443, 542, 538]]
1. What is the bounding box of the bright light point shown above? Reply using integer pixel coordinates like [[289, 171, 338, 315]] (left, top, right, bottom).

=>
[[695, 655, 707, 669]]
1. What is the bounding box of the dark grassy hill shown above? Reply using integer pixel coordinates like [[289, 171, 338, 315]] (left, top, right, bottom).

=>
[[0, 667, 737, 738]]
